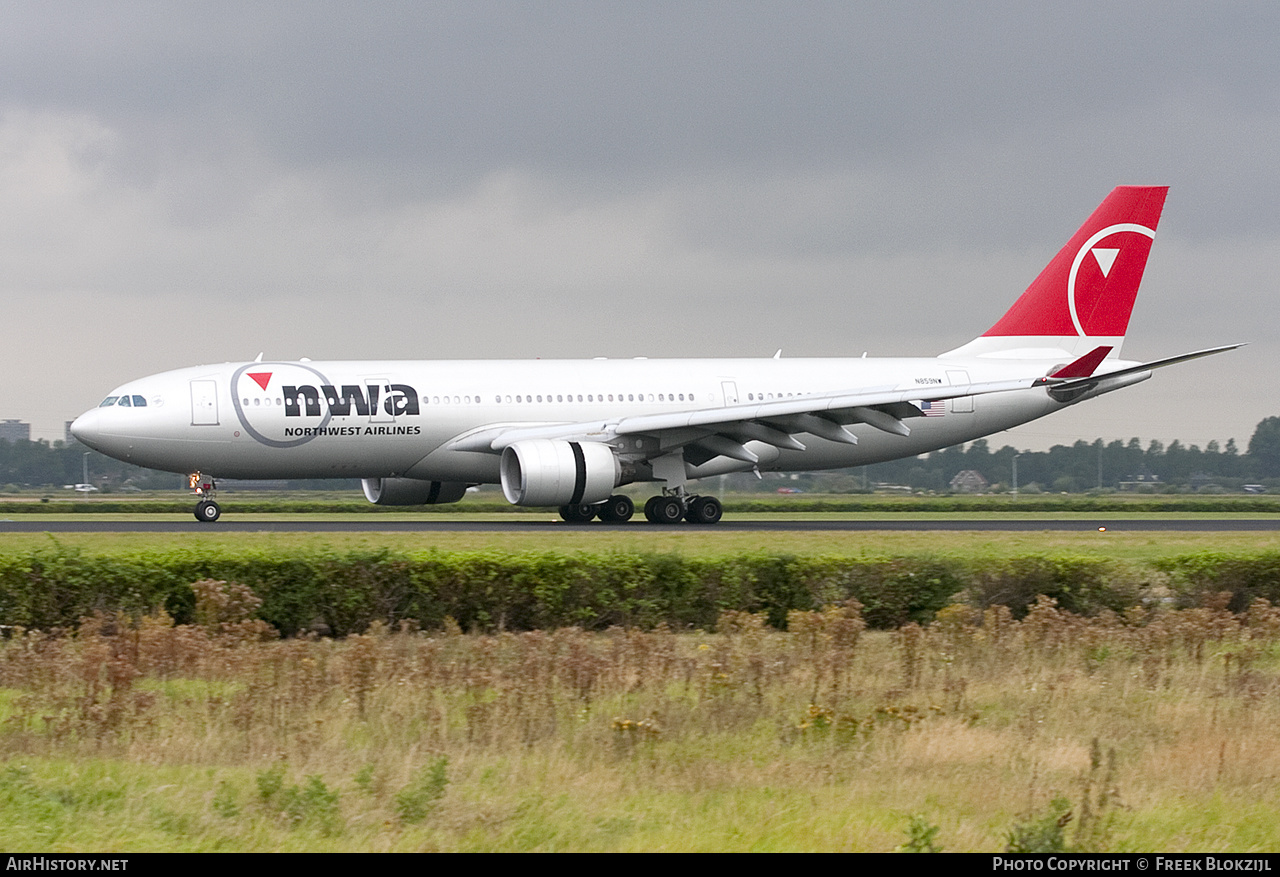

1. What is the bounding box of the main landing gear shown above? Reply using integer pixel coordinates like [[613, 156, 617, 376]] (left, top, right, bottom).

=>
[[644, 492, 722, 525], [557, 492, 722, 525], [557, 494, 635, 523], [189, 472, 221, 522]]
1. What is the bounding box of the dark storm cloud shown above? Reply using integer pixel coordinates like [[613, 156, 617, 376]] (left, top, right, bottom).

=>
[[5, 3, 1277, 220]]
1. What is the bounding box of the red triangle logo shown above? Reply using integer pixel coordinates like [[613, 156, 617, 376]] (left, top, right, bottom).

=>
[[247, 372, 272, 391]]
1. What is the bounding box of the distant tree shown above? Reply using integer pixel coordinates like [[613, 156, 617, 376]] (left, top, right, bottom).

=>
[[1247, 416, 1280, 478]]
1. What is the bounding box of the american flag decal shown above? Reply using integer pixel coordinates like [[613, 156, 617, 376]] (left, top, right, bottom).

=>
[[918, 400, 946, 417]]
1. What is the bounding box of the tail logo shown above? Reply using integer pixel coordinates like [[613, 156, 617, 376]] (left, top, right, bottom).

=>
[[1067, 223, 1155, 337], [1091, 249, 1118, 277]]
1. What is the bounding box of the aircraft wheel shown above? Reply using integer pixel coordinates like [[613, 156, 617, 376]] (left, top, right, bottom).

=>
[[597, 494, 634, 523], [558, 503, 596, 523], [653, 497, 684, 525], [686, 496, 723, 524], [194, 500, 221, 523], [643, 496, 663, 523]]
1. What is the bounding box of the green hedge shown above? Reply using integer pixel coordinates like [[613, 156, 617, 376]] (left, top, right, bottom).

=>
[[1, 546, 1277, 635]]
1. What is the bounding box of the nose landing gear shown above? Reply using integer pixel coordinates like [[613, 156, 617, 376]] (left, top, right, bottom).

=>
[[189, 472, 221, 522]]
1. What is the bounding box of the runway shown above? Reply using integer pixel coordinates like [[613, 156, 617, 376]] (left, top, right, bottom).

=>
[[2, 518, 1278, 533]]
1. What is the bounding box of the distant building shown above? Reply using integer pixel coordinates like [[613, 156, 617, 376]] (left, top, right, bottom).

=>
[[66, 421, 76, 444], [0, 419, 30, 443], [950, 470, 989, 493], [1189, 472, 1221, 492]]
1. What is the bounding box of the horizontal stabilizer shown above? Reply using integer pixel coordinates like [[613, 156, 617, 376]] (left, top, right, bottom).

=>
[[1041, 344, 1244, 392]]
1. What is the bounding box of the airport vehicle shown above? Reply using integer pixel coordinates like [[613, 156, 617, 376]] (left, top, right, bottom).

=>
[[70, 186, 1236, 524]]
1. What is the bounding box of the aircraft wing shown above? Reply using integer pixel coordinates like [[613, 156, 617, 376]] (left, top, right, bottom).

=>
[[447, 374, 1044, 461], [447, 344, 1241, 465]]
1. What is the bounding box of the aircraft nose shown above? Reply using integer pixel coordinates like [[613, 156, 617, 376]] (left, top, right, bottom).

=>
[[69, 408, 104, 450]]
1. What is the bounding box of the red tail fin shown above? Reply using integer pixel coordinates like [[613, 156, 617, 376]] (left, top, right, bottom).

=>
[[944, 186, 1167, 360]]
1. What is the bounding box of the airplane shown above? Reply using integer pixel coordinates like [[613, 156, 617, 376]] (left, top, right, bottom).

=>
[[70, 186, 1238, 524]]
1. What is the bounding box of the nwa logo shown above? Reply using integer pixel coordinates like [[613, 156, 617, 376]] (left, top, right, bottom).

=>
[[230, 363, 419, 449], [280, 382, 419, 418]]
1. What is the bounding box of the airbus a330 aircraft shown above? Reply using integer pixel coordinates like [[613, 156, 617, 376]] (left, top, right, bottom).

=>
[[71, 186, 1236, 524]]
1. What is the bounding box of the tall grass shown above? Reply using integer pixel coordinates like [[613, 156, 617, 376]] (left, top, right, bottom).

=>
[[2, 580, 1279, 850]]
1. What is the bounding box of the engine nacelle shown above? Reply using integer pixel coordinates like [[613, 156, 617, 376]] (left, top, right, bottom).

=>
[[361, 477, 468, 506], [500, 439, 621, 506]]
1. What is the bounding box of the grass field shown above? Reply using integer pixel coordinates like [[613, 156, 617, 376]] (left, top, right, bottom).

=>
[[2, 522, 1277, 563], [2, 592, 1279, 852], [1, 519, 1278, 851]]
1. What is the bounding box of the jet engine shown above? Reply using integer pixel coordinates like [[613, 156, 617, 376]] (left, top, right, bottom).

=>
[[361, 477, 469, 506], [500, 439, 621, 506]]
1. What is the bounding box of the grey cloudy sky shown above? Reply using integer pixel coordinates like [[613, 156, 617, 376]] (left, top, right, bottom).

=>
[[2, 2, 1276, 452]]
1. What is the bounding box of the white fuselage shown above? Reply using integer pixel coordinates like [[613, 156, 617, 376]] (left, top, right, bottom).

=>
[[69, 354, 1117, 484]]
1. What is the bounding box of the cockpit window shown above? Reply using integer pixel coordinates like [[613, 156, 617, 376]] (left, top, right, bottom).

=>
[[131, 395, 147, 407], [99, 396, 118, 407], [117, 395, 132, 407]]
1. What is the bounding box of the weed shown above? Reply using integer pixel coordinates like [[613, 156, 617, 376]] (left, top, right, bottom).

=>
[[394, 756, 448, 824], [1006, 797, 1072, 853], [211, 780, 240, 818], [353, 763, 378, 796], [280, 775, 342, 834], [256, 763, 286, 805], [1075, 739, 1120, 853], [898, 814, 943, 852]]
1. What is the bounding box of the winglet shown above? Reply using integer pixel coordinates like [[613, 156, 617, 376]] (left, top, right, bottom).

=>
[[1049, 345, 1113, 379]]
